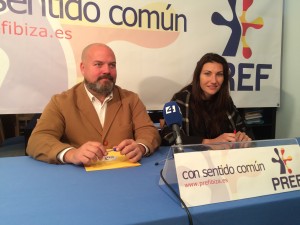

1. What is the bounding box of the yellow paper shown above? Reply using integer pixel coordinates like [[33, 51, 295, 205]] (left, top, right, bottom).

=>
[[85, 151, 141, 172]]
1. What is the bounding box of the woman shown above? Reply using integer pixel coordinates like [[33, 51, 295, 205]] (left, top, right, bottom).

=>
[[161, 53, 253, 145]]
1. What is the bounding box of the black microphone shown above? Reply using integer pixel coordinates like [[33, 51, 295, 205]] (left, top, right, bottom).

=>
[[163, 101, 184, 153]]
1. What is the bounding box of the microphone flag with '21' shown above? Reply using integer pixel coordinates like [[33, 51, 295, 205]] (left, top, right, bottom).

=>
[[163, 101, 184, 152]]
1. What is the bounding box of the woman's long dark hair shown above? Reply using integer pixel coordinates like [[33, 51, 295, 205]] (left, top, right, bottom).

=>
[[190, 53, 231, 137]]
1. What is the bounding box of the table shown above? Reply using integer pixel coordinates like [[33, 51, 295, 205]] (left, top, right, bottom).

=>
[[1, 145, 300, 225]]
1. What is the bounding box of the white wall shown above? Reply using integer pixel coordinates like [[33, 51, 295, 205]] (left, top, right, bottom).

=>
[[276, 0, 300, 138]]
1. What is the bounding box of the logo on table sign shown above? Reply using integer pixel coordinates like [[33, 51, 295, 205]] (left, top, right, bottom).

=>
[[211, 0, 264, 59], [271, 148, 293, 175]]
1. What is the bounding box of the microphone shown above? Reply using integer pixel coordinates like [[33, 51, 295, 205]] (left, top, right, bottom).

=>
[[163, 101, 184, 153]]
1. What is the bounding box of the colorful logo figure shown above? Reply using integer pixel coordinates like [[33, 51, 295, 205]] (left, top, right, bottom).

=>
[[271, 148, 293, 174], [211, 0, 264, 59]]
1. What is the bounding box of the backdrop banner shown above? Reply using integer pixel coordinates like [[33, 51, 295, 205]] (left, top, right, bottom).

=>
[[0, 0, 283, 113]]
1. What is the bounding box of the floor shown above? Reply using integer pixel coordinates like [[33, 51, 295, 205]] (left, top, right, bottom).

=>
[[0, 136, 26, 158]]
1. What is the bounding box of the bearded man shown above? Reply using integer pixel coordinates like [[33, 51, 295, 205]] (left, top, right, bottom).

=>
[[27, 43, 161, 165]]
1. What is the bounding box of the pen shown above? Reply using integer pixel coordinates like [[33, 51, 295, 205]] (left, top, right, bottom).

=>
[[106, 147, 117, 152]]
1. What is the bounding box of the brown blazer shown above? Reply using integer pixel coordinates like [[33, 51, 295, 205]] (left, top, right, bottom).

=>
[[26, 83, 161, 164]]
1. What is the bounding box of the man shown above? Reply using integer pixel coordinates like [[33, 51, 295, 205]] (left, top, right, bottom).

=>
[[26, 43, 161, 165]]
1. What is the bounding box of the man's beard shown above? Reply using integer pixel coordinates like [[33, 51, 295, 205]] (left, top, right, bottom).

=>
[[85, 74, 115, 96]]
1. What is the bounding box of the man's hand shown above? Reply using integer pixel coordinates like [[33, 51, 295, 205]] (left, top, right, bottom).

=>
[[64, 141, 107, 165], [115, 139, 145, 162]]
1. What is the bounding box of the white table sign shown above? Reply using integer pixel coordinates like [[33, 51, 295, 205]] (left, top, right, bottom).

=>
[[174, 144, 300, 207]]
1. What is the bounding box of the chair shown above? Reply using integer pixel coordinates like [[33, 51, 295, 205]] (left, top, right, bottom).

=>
[[24, 114, 41, 151], [0, 118, 4, 145], [15, 114, 35, 136]]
